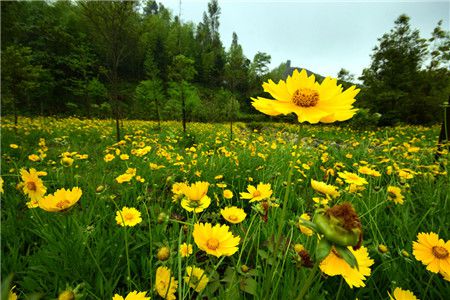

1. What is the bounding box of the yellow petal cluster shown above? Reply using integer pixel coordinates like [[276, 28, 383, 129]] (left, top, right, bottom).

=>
[[38, 187, 82, 212], [193, 223, 240, 257]]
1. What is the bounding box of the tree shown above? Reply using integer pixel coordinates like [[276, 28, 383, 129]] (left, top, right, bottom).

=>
[[360, 14, 429, 124], [80, 1, 139, 141], [251, 52, 271, 78], [134, 79, 164, 127], [168, 54, 197, 132], [337, 68, 355, 83], [1, 46, 44, 127]]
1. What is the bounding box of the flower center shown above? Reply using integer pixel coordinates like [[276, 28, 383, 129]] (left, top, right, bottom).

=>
[[228, 215, 238, 221], [291, 88, 319, 107], [56, 200, 71, 209], [432, 246, 449, 259], [206, 238, 220, 250], [253, 190, 261, 198], [26, 181, 37, 191], [124, 213, 135, 221]]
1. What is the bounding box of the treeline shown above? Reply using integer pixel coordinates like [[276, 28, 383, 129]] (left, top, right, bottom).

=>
[[1, 1, 449, 127]]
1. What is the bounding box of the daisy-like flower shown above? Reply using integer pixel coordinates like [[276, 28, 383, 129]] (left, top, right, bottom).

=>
[[338, 171, 368, 186], [181, 181, 211, 213], [320, 246, 374, 288], [387, 186, 404, 205], [193, 223, 240, 257], [172, 182, 188, 202], [251, 69, 359, 123], [155, 266, 178, 300], [358, 166, 381, 177], [184, 266, 209, 292], [38, 187, 82, 212], [116, 173, 134, 184], [104, 154, 115, 162], [298, 213, 313, 236], [240, 183, 273, 202], [413, 232, 450, 275], [223, 189, 233, 199], [0, 176, 4, 194], [388, 287, 419, 300], [220, 206, 247, 224], [115, 207, 142, 227], [19, 168, 47, 203], [112, 291, 150, 300], [311, 179, 340, 198], [179, 242, 193, 257]]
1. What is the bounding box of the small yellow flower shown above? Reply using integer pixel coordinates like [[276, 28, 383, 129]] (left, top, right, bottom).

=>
[[214, 175, 224, 180], [58, 290, 75, 300], [28, 154, 41, 162], [358, 166, 381, 177], [104, 154, 115, 162], [387, 186, 404, 204], [240, 183, 273, 202], [223, 189, 233, 199], [193, 223, 240, 257], [181, 181, 211, 213], [220, 206, 247, 224], [10, 144, 19, 149], [413, 232, 450, 275], [378, 244, 389, 254], [38, 187, 82, 212], [388, 287, 419, 300], [112, 290, 150, 300], [120, 154, 129, 160], [155, 266, 178, 300], [0, 176, 4, 194], [298, 213, 313, 236], [338, 171, 368, 186], [311, 179, 340, 198], [116, 173, 134, 184], [115, 207, 142, 227], [179, 243, 193, 258], [184, 266, 209, 292], [60, 157, 74, 167]]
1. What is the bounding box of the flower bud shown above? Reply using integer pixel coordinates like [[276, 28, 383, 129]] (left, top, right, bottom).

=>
[[157, 246, 170, 261], [378, 244, 388, 254]]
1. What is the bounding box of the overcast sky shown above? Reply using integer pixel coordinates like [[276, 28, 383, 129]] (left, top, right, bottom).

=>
[[162, 0, 449, 79]]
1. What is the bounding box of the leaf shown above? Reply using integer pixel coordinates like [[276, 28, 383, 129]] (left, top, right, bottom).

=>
[[298, 218, 319, 232], [315, 238, 332, 262], [240, 277, 258, 296], [335, 246, 359, 269]]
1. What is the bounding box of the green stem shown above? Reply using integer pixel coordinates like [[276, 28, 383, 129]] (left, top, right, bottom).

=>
[[423, 273, 435, 300], [296, 258, 320, 300], [124, 226, 131, 290], [336, 277, 344, 300]]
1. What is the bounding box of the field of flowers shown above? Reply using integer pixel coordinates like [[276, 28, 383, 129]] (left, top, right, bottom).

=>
[[1, 116, 449, 300]]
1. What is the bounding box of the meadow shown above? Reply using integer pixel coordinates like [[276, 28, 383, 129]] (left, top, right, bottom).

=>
[[1, 117, 449, 300]]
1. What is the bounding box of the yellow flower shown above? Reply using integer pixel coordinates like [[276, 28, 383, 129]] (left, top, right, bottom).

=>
[[298, 213, 313, 236], [38, 187, 82, 212], [115, 207, 142, 227], [338, 171, 368, 186], [20, 168, 47, 202], [413, 232, 450, 275], [181, 181, 211, 213], [9, 286, 18, 300], [149, 163, 165, 170], [311, 179, 340, 198], [155, 266, 178, 300], [116, 173, 134, 184], [157, 246, 171, 261], [104, 154, 115, 162], [221, 206, 247, 224], [60, 157, 74, 167], [120, 154, 129, 160], [223, 189, 233, 199], [387, 186, 404, 205], [214, 175, 224, 180], [358, 166, 381, 177], [58, 290, 75, 300], [28, 154, 41, 162], [251, 69, 359, 123], [388, 287, 419, 300], [0, 176, 4, 194], [193, 223, 240, 257], [112, 291, 150, 300], [179, 243, 193, 257], [240, 183, 273, 202], [320, 246, 374, 288], [184, 266, 209, 292], [10, 144, 19, 149]]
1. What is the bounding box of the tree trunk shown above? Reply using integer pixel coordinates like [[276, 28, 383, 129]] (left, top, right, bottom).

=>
[[155, 98, 161, 131]]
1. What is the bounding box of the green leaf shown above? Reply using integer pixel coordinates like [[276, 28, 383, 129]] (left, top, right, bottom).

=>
[[335, 246, 359, 269], [298, 218, 319, 232], [315, 238, 332, 262], [240, 277, 258, 296]]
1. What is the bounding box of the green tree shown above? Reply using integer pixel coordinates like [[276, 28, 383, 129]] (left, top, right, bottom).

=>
[[134, 79, 164, 127], [360, 14, 429, 124], [168, 54, 197, 132]]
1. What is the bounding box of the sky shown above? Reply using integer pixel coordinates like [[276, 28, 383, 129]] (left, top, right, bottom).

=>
[[162, 0, 449, 79]]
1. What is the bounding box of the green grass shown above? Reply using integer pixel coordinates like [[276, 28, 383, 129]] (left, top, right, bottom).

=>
[[1, 117, 449, 299]]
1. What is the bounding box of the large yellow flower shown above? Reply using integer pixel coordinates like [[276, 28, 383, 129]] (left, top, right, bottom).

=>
[[388, 287, 419, 300], [240, 183, 273, 202], [311, 179, 340, 198], [19, 168, 47, 203], [115, 207, 142, 227], [155, 266, 178, 300], [38, 187, 82, 212], [184, 266, 209, 292], [193, 223, 240, 257], [413, 232, 450, 275], [220, 206, 247, 224], [320, 246, 374, 288], [251, 69, 359, 123], [338, 171, 368, 186], [112, 291, 150, 300]]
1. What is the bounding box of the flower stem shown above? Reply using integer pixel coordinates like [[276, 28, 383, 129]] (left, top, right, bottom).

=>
[[296, 258, 320, 300], [423, 273, 435, 300], [124, 226, 131, 290], [336, 277, 344, 300]]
